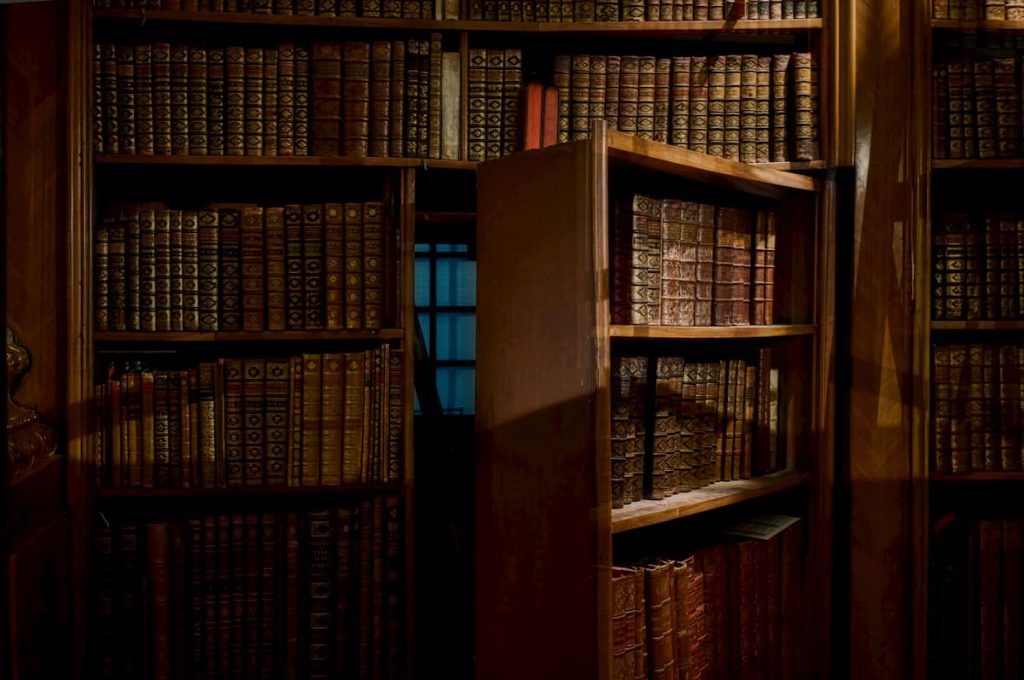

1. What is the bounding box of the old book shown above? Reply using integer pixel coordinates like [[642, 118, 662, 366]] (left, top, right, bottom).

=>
[[146, 523, 171, 678], [741, 363, 757, 478], [343, 203, 365, 330], [101, 44, 120, 154], [612, 357, 635, 508], [306, 510, 337, 675], [405, 40, 423, 158], [260, 206, 286, 331], [468, 49, 488, 161], [155, 209, 172, 331], [653, 58, 670, 144], [222, 359, 245, 486], [679, 361, 702, 490], [1002, 518, 1023, 679], [312, 42, 342, 155], [197, 363, 217, 487], [343, 352, 366, 482], [321, 354, 344, 485], [417, 40, 431, 156], [95, 217, 110, 331], [262, 47, 279, 155], [503, 49, 523, 156], [117, 44, 137, 155], [387, 349, 403, 481], [183, 46, 207, 156], [739, 54, 758, 163], [722, 54, 742, 162], [288, 356, 303, 487], [712, 207, 751, 326], [611, 195, 645, 324], [428, 35, 443, 159], [125, 208, 142, 331], [947, 344, 971, 473], [217, 206, 242, 331], [363, 202, 385, 330], [669, 56, 691, 149], [441, 51, 461, 160], [276, 44, 295, 157], [700, 545, 728, 678], [644, 562, 677, 679], [181, 211, 200, 331], [975, 59, 997, 160], [135, 44, 155, 155], [770, 53, 790, 162], [301, 354, 323, 485], [686, 56, 709, 155], [484, 49, 506, 158], [569, 54, 592, 142], [343, 42, 371, 157], [660, 200, 689, 326], [650, 357, 682, 499], [520, 82, 545, 150], [999, 345, 1020, 471], [933, 346, 952, 474], [368, 41, 392, 157], [108, 211, 128, 331], [385, 40, 405, 158], [152, 370, 172, 486], [602, 56, 622, 135], [225, 46, 246, 155], [1009, 0, 1024, 18], [197, 209, 219, 331], [967, 345, 985, 471], [992, 58, 1019, 159], [636, 56, 656, 141], [303, 203, 326, 329], [169, 210, 185, 331], [979, 520, 1002, 678], [283, 513, 300, 676], [208, 48, 227, 156], [612, 568, 638, 678], [294, 46, 310, 155], [241, 358, 265, 486], [123, 371, 142, 486], [244, 47, 265, 155], [947, 58, 966, 160], [240, 206, 265, 331], [284, 204, 305, 330], [932, 62, 949, 160], [324, 204, 345, 331]]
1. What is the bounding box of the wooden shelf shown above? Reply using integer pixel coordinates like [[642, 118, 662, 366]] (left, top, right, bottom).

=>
[[931, 320, 1024, 331], [605, 130, 820, 198], [94, 329, 403, 343], [93, 8, 823, 33], [611, 470, 813, 533], [932, 158, 1024, 170], [94, 482, 402, 499], [932, 18, 1024, 31], [610, 324, 815, 339], [931, 472, 1024, 482], [95, 153, 477, 170]]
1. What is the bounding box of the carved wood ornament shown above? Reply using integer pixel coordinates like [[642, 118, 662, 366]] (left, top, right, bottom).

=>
[[6, 326, 57, 484]]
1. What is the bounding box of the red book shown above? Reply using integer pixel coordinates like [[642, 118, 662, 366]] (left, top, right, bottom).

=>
[[542, 85, 560, 148], [519, 82, 544, 151]]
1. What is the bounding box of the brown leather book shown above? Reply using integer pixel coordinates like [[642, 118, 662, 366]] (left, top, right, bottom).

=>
[[263, 206, 286, 331], [181, 211, 200, 331], [741, 364, 757, 479], [186, 46, 207, 156], [948, 344, 971, 473], [240, 206, 266, 331], [679, 360, 700, 491], [740, 54, 758, 164], [231, 513, 247, 676], [644, 561, 677, 679], [321, 354, 344, 485], [403, 39, 422, 158], [244, 47, 265, 156], [502, 48, 522, 156], [343, 352, 366, 483], [933, 345, 952, 475], [369, 41, 392, 157], [263, 47, 279, 155], [1003, 518, 1022, 679], [387, 40, 405, 158], [967, 344, 985, 471], [217, 206, 243, 331], [153, 209, 172, 331], [343, 42, 371, 157], [277, 44, 295, 156], [387, 349, 403, 481], [206, 47, 226, 156], [978, 519, 1002, 678], [197, 362, 217, 487], [294, 46, 311, 155], [694, 361, 715, 487], [288, 356, 304, 486], [124, 209, 141, 332], [790, 52, 818, 161], [343, 203, 365, 330], [651, 357, 682, 499], [242, 358, 266, 486], [688, 56, 709, 155], [312, 42, 343, 155], [187, 519, 205, 674], [660, 199, 690, 326], [284, 204, 305, 330], [169, 210, 185, 332], [324, 203, 345, 330], [485, 49, 506, 158], [612, 567, 640, 679], [612, 357, 634, 508], [357, 498, 374, 676], [706, 55, 726, 157], [213, 514, 231, 677], [384, 497, 403, 678], [197, 209, 221, 332], [306, 510, 337, 675], [165, 371, 183, 487], [982, 345, 999, 470], [135, 44, 155, 155], [553, 54, 572, 144], [100, 44, 120, 154], [301, 354, 323, 485], [223, 359, 245, 486], [334, 505, 358, 677], [998, 345, 1020, 471], [994, 57, 1019, 158], [303, 203, 326, 329], [670, 56, 691, 149], [467, 49, 488, 161], [117, 44, 138, 155], [147, 523, 172, 679], [770, 53, 790, 162], [363, 202, 385, 330], [722, 54, 742, 162], [257, 513, 278, 674], [284, 512, 300, 678], [427, 35, 444, 159]]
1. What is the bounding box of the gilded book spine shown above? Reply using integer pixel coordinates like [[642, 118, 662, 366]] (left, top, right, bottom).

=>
[[226, 46, 246, 156], [169, 44, 189, 154], [245, 47, 265, 155], [135, 44, 155, 155], [343, 42, 371, 157], [263, 47, 279, 155], [303, 203, 325, 329], [324, 203, 346, 331]]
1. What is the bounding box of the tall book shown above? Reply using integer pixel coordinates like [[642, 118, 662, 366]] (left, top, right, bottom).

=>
[[312, 42, 343, 155], [343, 42, 371, 157]]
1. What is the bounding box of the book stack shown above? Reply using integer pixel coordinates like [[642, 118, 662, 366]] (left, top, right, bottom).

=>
[[467, 48, 524, 161], [933, 0, 1024, 19], [611, 195, 778, 327], [931, 211, 1024, 321], [553, 51, 818, 162], [468, 0, 821, 21], [932, 48, 1024, 160], [93, 347, 403, 488], [94, 201, 394, 333], [93, 501, 403, 678], [931, 515, 1024, 679], [93, 37, 464, 160], [612, 521, 803, 680], [932, 343, 1024, 475], [94, 0, 445, 20], [611, 350, 781, 508]]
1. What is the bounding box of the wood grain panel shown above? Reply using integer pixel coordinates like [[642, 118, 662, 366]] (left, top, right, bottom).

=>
[[4, 1, 66, 423], [846, 2, 918, 679]]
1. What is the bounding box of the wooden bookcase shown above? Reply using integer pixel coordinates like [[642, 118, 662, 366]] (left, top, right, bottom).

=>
[[474, 125, 834, 679], [64, 3, 838, 678], [911, 4, 1024, 679]]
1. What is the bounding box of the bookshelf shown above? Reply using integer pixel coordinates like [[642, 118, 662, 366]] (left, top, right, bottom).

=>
[[474, 124, 833, 678], [912, 3, 1024, 679]]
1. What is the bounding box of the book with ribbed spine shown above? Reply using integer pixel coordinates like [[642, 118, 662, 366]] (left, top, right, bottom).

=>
[[644, 561, 676, 679], [603, 56, 621, 135], [154, 209, 172, 331], [467, 49, 487, 162], [301, 354, 322, 485], [611, 195, 648, 325], [679, 361, 701, 491], [303, 203, 325, 329], [101, 44, 120, 154], [117, 44, 137, 155], [722, 54, 742, 162], [769, 53, 789, 162], [284, 204, 305, 330], [417, 40, 431, 157], [288, 356, 303, 487], [321, 354, 344, 485], [994, 57, 1018, 159], [741, 363, 757, 478], [203, 47, 224, 156], [610, 359, 635, 508], [343, 203, 365, 330], [659, 199, 687, 326], [611, 568, 641, 679], [485, 50, 506, 158], [324, 203, 345, 330], [967, 345, 984, 471], [181, 210, 200, 331], [974, 59, 996, 160], [277, 44, 295, 156], [197, 209, 219, 331], [240, 206, 265, 331], [218, 206, 242, 331], [146, 523, 172, 678], [363, 202, 385, 330], [167, 371, 184, 486], [223, 358, 245, 486], [503, 49, 522, 156], [651, 356, 682, 499], [153, 370, 171, 486], [225, 46, 246, 156], [688, 56, 709, 155], [670, 57, 690, 149], [343, 352, 366, 483], [740, 54, 758, 163], [263, 48, 279, 155], [312, 42, 342, 155], [135, 44, 155, 155], [343, 42, 371, 157], [369, 42, 391, 157], [168, 210, 185, 331], [404, 40, 422, 158], [306, 511, 336, 676], [262, 206, 286, 331], [197, 362, 217, 487], [244, 47, 265, 156], [389, 41, 406, 158], [284, 512, 300, 676], [706, 55, 726, 157], [123, 371, 143, 487], [95, 216, 110, 331], [123, 208, 141, 332], [241, 358, 265, 486], [188, 46, 208, 155], [294, 46, 310, 155], [387, 349, 403, 481], [169, 44, 189, 154], [636, 56, 656, 141], [428, 35, 444, 159]]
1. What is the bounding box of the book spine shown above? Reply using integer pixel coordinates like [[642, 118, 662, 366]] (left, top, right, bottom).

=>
[[740, 54, 759, 164], [218, 207, 242, 331], [363, 202, 385, 330], [344, 203, 365, 330], [284, 205, 305, 330], [689, 56, 709, 155], [975, 59, 997, 160], [553, 54, 572, 144], [979, 519, 1002, 679], [389, 41, 406, 158], [245, 47, 265, 155], [101, 44, 120, 154], [303, 203, 326, 329], [135, 44, 155, 155], [294, 46, 311, 156], [306, 510, 337, 675], [644, 561, 677, 679], [240, 206, 266, 331], [312, 42, 342, 155], [147, 523, 172, 679], [320, 203, 344, 331], [742, 363, 757, 478], [197, 209, 220, 331], [301, 354, 322, 485], [180, 211, 200, 331], [242, 357, 266, 485], [417, 40, 431, 157], [404, 40, 421, 158], [117, 44, 137, 155], [723, 54, 742, 162], [343, 41, 371, 157], [321, 354, 344, 485], [679, 360, 700, 490], [276, 44, 295, 156], [486, 49, 506, 158], [670, 56, 691, 149], [153, 209, 171, 331], [214, 514, 232, 678], [343, 352, 366, 483], [636, 56, 656, 141], [503, 49, 523, 156], [225, 46, 246, 156], [185, 47, 208, 157], [442, 51, 461, 160], [263, 47, 279, 155], [167, 210, 184, 331], [660, 199, 687, 326], [284, 512, 299, 678], [223, 358, 245, 486], [169, 44, 190, 154], [999, 345, 1021, 471], [604, 56, 621, 135], [707, 55, 726, 157], [429, 34, 444, 159], [370, 41, 392, 157]]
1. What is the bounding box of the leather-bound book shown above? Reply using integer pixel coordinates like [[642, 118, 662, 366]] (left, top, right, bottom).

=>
[[184, 46, 207, 156], [387, 349, 403, 481], [754, 348, 772, 475], [208, 48, 227, 156], [217, 206, 243, 331], [154, 209, 172, 331], [240, 206, 265, 331], [622, 0, 644, 20], [650, 357, 680, 499], [998, 345, 1020, 471], [301, 354, 323, 485], [947, 58, 967, 160], [135, 44, 155, 155], [428, 35, 444, 159], [693, 202, 716, 326], [324, 203, 345, 330], [168, 44, 193, 154], [385, 40, 405, 158], [615, 56, 638, 137], [1002, 518, 1022, 679], [117, 44, 138, 155], [289, 356, 304, 486], [612, 567, 639, 679], [612, 357, 635, 508], [603, 56, 621, 134], [792, 52, 819, 159], [284, 205, 304, 330], [283, 513, 300, 678], [610, 196, 644, 325], [197, 362, 217, 487], [222, 359, 245, 486], [181, 210, 200, 331], [188, 369, 202, 486], [706, 55, 726, 157], [708, 0, 724, 17], [740, 54, 758, 163], [363, 202, 385, 330], [947, 344, 971, 473], [416, 40, 431, 157], [146, 523, 172, 679], [343, 352, 366, 482], [169, 210, 185, 331], [994, 57, 1019, 158], [226, 513, 244, 678], [468, 49, 488, 161], [343, 203, 365, 330], [225, 46, 246, 156], [520, 82, 545, 150], [277, 44, 295, 156], [441, 51, 461, 159], [983, 345, 1000, 470], [357, 499, 374, 676], [932, 344, 951, 474], [152, 370, 171, 486], [197, 208, 220, 331], [320, 354, 344, 485], [998, 214, 1016, 319], [404, 40, 422, 158], [652, 57, 670, 144], [712, 207, 748, 326], [942, 213, 967, 320], [125, 208, 142, 331], [108, 374, 122, 486], [242, 358, 266, 486], [303, 203, 325, 329], [503, 48, 523, 156], [966, 345, 984, 471], [312, 42, 342, 155], [256, 513, 277, 676], [670, 57, 691, 148], [636, 56, 656, 140], [680, 360, 702, 490], [259, 359, 288, 487], [342, 42, 371, 157], [244, 47, 265, 155], [101, 44, 120, 154], [384, 497, 403, 678], [150, 42, 171, 144], [186, 520, 205, 674], [644, 562, 677, 679], [718, 360, 735, 480], [932, 62, 949, 160], [484, 49, 506, 158], [722, 54, 742, 162], [741, 363, 757, 478], [770, 53, 789, 162], [367, 42, 392, 157], [260, 206, 285, 330], [687, 56, 709, 155], [95, 217, 110, 331], [975, 59, 997, 160], [964, 216, 983, 320], [644, 196, 663, 324], [169, 371, 186, 487], [263, 48, 279, 155], [699, 545, 728, 678], [569, 54, 592, 141], [306, 511, 337, 675], [293, 46, 310, 155], [333, 505, 358, 677], [122, 371, 142, 487], [1009, 0, 1024, 17], [660, 199, 687, 326], [201, 516, 219, 676]]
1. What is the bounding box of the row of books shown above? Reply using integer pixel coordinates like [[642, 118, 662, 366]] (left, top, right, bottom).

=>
[[932, 211, 1024, 322], [612, 521, 802, 680], [930, 516, 1024, 680], [933, 0, 1024, 19], [93, 0, 823, 20], [932, 56, 1024, 161], [94, 348, 403, 488], [93, 37, 469, 160], [932, 344, 1024, 475], [466, 48, 524, 160], [95, 201, 393, 333], [612, 195, 778, 328], [611, 351, 781, 508], [555, 52, 818, 162], [93, 502, 402, 678]]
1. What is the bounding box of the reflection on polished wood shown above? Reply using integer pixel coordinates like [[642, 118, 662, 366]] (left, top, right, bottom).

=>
[[610, 324, 816, 339]]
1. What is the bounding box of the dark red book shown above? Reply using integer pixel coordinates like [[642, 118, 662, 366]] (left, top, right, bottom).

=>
[[520, 82, 544, 151]]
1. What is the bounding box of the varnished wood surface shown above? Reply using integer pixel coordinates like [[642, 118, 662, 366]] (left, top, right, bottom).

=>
[[94, 482, 402, 498], [930, 320, 1024, 331], [611, 470, 813, 533], [476, 139, 604, 680], [606, 130, 820, 197], [847, 0, 918, 678], [94, 8, 824, 33], [609, 324, 816, 339], [932, 158, 1024, 170], [932, 18, 1024, 30], [95, 153, 477, 170], [93, 329, 404, 342], [931, 472, 1024, 481]]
